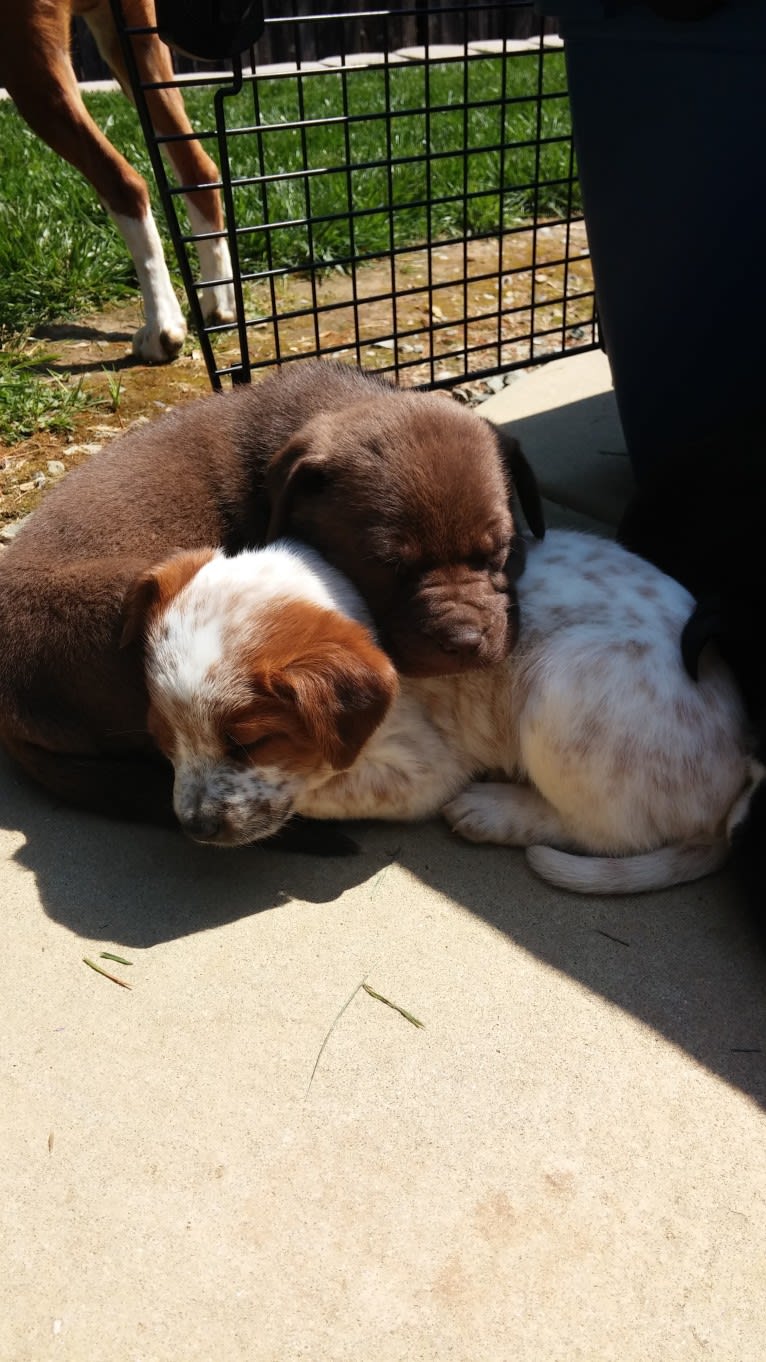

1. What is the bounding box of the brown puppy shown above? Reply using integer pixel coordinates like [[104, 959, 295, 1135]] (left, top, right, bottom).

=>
[[0, 361, 543, 826]]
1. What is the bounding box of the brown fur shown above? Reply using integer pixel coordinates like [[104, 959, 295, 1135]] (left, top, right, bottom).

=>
[[0, 361, 542, 825], [0, 0, 233, 360]]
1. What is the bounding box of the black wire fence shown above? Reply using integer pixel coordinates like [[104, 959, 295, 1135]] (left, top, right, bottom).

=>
[[111, 1, 597, 391]]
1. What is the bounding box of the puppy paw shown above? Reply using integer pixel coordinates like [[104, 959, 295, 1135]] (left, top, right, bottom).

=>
[[442, 784, 513, 844]]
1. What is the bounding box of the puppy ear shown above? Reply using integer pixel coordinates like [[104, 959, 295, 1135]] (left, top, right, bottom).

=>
[[275, 632, 398, 770], [681, 595, 723, 681], [492, 425, 545, 540], [120, 548, 216, 648], [265, 431, 330, 542]]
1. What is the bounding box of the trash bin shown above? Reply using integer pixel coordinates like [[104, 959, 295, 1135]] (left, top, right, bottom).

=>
[[541, 0, 766, 484]]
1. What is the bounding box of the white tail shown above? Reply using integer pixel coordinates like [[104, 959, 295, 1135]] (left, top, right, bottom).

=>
[[526, 840, 730, 895]]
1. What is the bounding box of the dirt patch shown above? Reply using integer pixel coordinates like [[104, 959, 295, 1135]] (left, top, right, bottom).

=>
[[217, 222, 594, 384], [0, 302, 212, 527], [1, 224, 593, 529]]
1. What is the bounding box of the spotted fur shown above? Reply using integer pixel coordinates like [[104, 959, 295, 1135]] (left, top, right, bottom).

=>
[[134, 531, 756, 894]]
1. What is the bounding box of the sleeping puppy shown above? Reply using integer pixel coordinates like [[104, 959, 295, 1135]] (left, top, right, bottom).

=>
[[0, 361, 543, 827], [618, 408, 766, 923], [124, 531, 755, 895]]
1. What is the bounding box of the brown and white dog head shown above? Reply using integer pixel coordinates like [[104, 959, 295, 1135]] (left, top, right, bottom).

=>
[[122, 545, 398, 845], [264, 392, 544, 677]]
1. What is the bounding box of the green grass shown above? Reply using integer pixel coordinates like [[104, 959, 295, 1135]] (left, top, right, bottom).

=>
[[219, 53, 576, 270], [0, 108, 140, 342], [0, 51, 577, 343], [0, 348, 100, 445]]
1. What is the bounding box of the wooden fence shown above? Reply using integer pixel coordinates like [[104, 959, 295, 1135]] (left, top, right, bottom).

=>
[[71, 3, 556, 80]]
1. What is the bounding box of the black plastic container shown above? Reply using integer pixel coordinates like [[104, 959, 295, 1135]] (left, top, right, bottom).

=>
[[547, 0, 766, 483]]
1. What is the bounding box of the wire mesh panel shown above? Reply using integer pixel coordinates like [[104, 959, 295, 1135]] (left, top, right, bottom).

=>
[[113, 1, 597, 390]]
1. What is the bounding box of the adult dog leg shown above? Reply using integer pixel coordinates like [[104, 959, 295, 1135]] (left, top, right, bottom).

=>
[[1, 3, 186, 362], [85, 0, 236, 327]]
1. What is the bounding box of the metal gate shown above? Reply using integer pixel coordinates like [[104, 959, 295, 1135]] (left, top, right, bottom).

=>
[[113, 0, 596, 391]]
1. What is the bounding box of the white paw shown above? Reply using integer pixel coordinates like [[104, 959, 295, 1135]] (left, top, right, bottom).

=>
[[132, 316, 187, 364], [195, 235, 237, 324], [442, 784, 510, 844]]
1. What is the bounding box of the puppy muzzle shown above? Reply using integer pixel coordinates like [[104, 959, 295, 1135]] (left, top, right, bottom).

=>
[[173, 763, 296, 846], [387, 592, 519, 677]]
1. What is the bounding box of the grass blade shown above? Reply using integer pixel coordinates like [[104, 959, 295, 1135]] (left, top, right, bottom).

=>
[[83, 956, 132, 990], [305, 980, 363, 1099], [100, 951, 133, 966], [362, 982, 424, 1029]]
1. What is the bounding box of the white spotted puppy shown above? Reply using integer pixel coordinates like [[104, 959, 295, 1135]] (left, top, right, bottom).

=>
[[123, 531, 758, 894]]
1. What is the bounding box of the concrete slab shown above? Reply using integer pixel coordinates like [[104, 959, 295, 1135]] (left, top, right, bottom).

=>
[[482, 351, 634, 530], [3, 353, 766, 1362]]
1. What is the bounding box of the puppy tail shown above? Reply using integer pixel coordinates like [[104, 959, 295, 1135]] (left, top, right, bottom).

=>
[[525, 840, 729, 895]]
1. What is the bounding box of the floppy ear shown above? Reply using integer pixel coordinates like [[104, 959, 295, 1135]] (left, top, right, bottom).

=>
[[265, 432, 330, 542], [274, 631, 398, 770], [492, 425, 545, 540], [120, 548, 216, 648], [680, 595, 723, 681]]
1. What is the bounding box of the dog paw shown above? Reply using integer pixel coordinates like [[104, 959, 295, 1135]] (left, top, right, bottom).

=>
[[200, 282, 237, 326], [442, 784, 511, 844], [195, 236, 237, 324], [132, 317, 187, 364]]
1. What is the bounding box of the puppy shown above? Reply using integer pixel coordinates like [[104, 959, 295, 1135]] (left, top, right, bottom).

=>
[[618, 409, 766, 922], [0, 361, 542, 824], [127, 531, 754, 895]]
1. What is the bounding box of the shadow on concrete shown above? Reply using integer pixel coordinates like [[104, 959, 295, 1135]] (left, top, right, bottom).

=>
[[4, 751, 765, 1109], [493, 391, 634, 530], [401, 822, 766, 1110], [0, 754, 390, 950]]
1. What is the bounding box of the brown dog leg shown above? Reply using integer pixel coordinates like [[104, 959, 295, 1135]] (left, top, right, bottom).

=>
[[1, 1, 186, 361], [83, 0, 236, 326]]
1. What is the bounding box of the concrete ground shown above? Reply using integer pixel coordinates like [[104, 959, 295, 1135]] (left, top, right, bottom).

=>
[[2, 352, 765, 1362]]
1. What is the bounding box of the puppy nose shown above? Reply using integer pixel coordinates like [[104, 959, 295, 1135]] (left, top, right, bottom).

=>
[[180, 811, 223, 842], [440, 626, 484, 655]]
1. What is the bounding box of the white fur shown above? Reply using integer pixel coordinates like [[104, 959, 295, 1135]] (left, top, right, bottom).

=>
[[150, 542, 371, 729], [146, 542, 375, 839], [172, 754, 300, 844], [146, 531, 755, 893], [182, 199, 237, 325], [110, 208, 187, 362]]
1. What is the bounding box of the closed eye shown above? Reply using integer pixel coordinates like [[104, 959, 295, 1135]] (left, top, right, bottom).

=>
[[225, 733, 283, 762], [466, 549, 508, 573]]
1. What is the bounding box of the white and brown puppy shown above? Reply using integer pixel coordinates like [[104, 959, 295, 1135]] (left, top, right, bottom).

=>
[[124, 531, 757, 895]]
